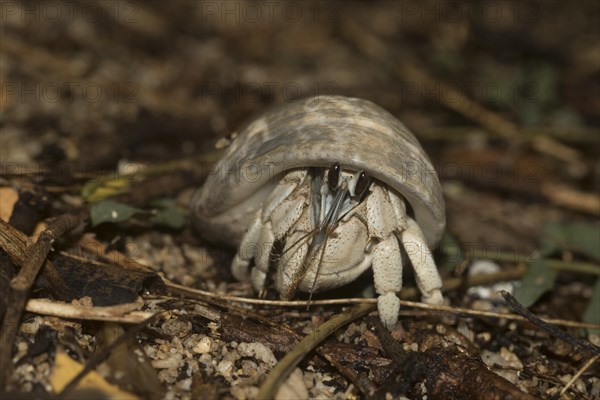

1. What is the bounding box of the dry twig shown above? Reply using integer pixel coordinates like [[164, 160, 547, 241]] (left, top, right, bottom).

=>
[[501, 291, 600, 355], [25, 298, 153, 324], [557, 354, 600, 398], [165, 280, 600, 330]]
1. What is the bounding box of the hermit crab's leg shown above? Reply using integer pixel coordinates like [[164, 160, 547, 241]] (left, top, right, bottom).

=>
[[371, 235, 403, 329], [401, 217, 444, 305], [231, 210, 263, 281], [231, 170, 308, 289], [276, 227, 310, 299], [251, 194, 307, 291], [366, 184, 405, 329]]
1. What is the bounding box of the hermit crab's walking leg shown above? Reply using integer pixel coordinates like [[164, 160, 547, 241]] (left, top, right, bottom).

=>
[[365, 185, 406, 329], [231, 170, 309, 291], [231, 210, 263, 281], [401, 218, 444, 305], [371, 236, 402, 329]]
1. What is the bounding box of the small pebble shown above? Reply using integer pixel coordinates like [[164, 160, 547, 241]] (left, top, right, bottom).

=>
[[193, 336, 213, 354]]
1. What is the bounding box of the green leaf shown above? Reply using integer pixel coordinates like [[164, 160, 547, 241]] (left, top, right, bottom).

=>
[[82, 176, 132, 203], [514, 221, 600, 307], [541, 221, 600, 260], [513, 260, 558, 307], [583, 278, 600, 335], [81, 179, 103, 199], [149, 198, 189, 229], [90, 200, 144, 227]]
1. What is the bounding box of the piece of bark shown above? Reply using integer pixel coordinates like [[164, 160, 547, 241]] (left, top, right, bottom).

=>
[[48, 254, 165, 306], [375, 323, 538, 400]]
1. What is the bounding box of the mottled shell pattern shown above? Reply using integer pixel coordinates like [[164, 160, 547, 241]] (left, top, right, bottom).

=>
[[192, 95, 445, 249]]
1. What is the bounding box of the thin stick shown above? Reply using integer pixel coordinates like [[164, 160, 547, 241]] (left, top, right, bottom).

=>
[[25, 298, 154, 324], [541, 183, 600, 216], [501, 291, 600, 355], [558, 354, 600, 397], [164, 281, 600, 330]]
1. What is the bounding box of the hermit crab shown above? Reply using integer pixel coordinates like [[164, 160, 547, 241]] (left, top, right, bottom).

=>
[[191, 96, 445, 328]]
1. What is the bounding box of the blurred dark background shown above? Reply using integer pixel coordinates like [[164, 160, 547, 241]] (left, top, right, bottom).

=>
[[2, 0, 599, 247]]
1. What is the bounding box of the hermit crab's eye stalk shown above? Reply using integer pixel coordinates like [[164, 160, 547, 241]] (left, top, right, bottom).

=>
[[354, 171, 371, 198], [327, 162, 341, 190]]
